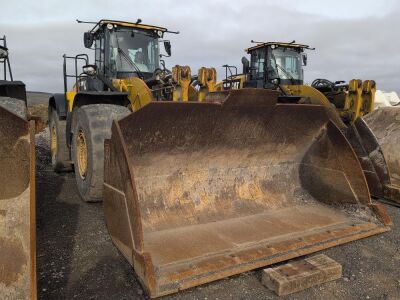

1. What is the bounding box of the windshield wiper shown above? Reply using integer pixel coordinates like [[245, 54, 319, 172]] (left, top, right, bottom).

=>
[[270, 51, 295, 85], [276, 64, 295, 84], [117, 47, 145, 79]]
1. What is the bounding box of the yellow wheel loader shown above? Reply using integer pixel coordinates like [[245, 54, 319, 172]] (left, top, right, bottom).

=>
[[50, 22, 391, 297], [48, 19, 200, 202], [0, 35, 37, 299], [49, 19, 219, 203], [219, 41, 400, 204]]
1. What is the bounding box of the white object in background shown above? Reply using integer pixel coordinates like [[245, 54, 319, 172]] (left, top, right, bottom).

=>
[[386, 91, 400, 106], [374, 90, 400, 109]]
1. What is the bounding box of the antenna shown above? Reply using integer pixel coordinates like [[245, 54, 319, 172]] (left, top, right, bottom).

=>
[[166, 30, 180, 34], [251, 40, 264, 44], [76, 19, 98, 24]]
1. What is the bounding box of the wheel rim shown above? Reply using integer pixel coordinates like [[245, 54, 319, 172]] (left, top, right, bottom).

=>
[[76, 128, 88, 180], [50, 125, 57, 160]]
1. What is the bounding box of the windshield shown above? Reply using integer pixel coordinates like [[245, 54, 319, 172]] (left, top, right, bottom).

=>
[[249, 48, 266, 79], [269, 47, 303, 81], [109, 29, 159, 74]]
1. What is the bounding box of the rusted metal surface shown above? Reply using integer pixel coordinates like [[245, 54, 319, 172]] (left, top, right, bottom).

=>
[[364, 107, 400, 203], [103, 89, 390, 298], [276, 85, 397, 204], [0, 107, 36, 299], [343, 119, 392, 201]]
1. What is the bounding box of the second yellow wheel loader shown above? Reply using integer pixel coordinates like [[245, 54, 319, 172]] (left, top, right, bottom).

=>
[[50, 22, 391, 297], [0, 35, 37, 299], [220, 41, 400, 204]]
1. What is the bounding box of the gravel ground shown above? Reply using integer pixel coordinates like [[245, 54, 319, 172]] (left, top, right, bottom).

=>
[[31, 97, 400, 300]]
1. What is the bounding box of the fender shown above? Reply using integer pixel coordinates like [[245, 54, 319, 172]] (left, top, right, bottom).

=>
[[0, 80, 26, 101], [48, 93, 67, 119], [65, 91, 129, 147], [72, 91, 129, 108]]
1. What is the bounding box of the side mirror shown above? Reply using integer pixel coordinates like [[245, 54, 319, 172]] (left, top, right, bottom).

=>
[[0, 45, 8, 59], [241, 56, 250, 74], [83, 32, 94, 48], [82, 64, 97, 76], [164, 41, 171, 57], [302, 53, 307, 66]]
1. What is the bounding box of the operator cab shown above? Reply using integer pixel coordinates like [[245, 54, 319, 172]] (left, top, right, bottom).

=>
[[102, 25, 161, 80], [243, 41, 313, 89], [83, 20, 171, 82]]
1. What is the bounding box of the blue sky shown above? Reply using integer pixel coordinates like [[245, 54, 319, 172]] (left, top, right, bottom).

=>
[[1, 0, 399, 92]]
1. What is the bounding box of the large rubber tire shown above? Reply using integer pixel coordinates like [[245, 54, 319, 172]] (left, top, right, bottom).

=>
[[49, 107, 72, 172], [0, 96, 27, 120], [72, 104, 130, 202]]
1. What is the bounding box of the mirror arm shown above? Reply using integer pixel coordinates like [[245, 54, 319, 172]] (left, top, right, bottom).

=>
[[160, 59, 166, 70]]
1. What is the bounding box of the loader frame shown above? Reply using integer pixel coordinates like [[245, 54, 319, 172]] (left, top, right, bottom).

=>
[[0, 36, 13, 81]]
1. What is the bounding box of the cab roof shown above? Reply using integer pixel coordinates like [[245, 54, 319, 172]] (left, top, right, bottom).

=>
[[90, 19, 168, 34], [246, 41, 313, 53]]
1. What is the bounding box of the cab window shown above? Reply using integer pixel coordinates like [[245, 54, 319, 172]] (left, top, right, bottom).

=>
[[250, 48, 266, 79]]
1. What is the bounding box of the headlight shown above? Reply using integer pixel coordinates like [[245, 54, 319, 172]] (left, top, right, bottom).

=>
[[157, 30, 163, 38], [82, 65, 97, 76], [107, 23, 113, 30], [0, 47, 8, 59]]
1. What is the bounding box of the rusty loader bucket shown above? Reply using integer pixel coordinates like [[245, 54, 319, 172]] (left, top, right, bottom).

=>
[[282, 82, 398, 203], [0, 105, 36, 299], [364, 107, 400, 203], [103, 89, 390, 297]]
